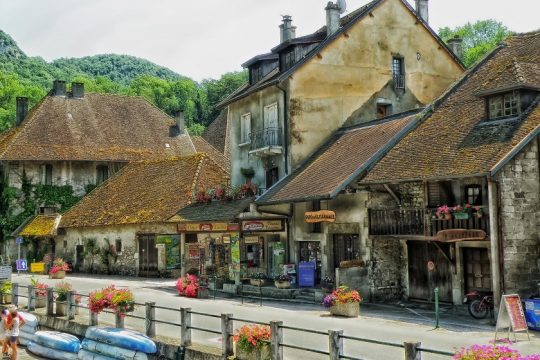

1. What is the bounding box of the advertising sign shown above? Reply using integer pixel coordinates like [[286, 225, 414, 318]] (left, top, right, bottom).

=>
[[187, 244, 200, 259], [156, 234, 180, 267], [177, 223, 239, 233], [242, 220, 283, 232], [495, 294, 530, 341], [30, 262, 46, 273], [230, 234, 241, 271], [304, 210, 336, 223]]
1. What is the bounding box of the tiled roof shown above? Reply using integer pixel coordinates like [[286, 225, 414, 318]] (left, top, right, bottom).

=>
[[257, 111, 420, 204], [59, 154, 230, 228], [19, 215, 60, 237], [363, 32, 540, 183], [192, 136, 230, 173], [201, 108, 230, 157], [169, 198, 252, 223], [0, 93, 196, 161]]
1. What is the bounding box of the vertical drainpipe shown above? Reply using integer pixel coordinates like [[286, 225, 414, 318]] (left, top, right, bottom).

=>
[[487, 178, 502, 310]]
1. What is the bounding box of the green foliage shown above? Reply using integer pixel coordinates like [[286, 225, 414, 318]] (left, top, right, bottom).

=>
[[187, 123, 206, 136], [200, 71, 248, 126], [439, 20, 512, 68]]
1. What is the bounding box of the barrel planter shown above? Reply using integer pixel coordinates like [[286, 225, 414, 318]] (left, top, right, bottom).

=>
[[274, 280, 291, 289], [56, 302, 67, 316], [330, 302, 360, 318], [236, 344, 271, 360], [50, 271, 66, 279], [35, 296, 46, 309]]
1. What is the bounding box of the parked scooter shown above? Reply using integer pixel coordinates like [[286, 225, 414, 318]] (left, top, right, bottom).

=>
[[465, 291, 494, 319]]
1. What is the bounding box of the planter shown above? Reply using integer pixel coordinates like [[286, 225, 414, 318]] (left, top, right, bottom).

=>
[[438, 213, 452, 221], [56, 302, 67, 316], [454, 212, 470, 220], [274, 280, 291, 289], [250, 279, 266, 287], [330, 302, 360, 318], [35, 296, 46, 308], [236, 344, 271, 360], [50, 270, 66, 279], [2, 294, 11, 304]]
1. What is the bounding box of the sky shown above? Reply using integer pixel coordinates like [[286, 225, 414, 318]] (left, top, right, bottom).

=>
[[0, 0, 538, 81]]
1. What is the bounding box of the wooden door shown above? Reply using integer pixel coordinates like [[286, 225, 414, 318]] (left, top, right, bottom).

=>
[[138, 234, 158, 277], [407, 241, 453, 302], [463, 248, 492, 293]]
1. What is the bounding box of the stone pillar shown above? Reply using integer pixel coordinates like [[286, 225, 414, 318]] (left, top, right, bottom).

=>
[[488, 179, 502, 310], [180, 307, 191, 346], [145, 302, 156, 337]]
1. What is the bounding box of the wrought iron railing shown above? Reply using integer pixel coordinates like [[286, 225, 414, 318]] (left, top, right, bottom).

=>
[[250, 127, 282, 151], [393, 74, 405, 89]]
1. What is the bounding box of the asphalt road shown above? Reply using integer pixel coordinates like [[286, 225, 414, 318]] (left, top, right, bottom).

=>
[[11, 273, 540, 360]]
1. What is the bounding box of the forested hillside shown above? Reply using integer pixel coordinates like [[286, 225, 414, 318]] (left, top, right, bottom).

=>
[[0, 30, 246, 134]]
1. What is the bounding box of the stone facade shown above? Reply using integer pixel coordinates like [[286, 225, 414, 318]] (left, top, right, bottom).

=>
[[499, 137, 540, 296]]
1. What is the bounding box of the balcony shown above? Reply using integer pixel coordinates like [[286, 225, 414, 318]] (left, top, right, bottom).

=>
[[249, 127, 283, 157], [369, 208, 490, 238]]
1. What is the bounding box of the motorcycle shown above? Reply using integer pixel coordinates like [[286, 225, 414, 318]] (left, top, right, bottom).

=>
[[465, 291, 494, 319]]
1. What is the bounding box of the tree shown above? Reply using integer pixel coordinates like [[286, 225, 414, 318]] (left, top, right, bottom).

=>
[[439, 20, 512, 68], [200, 71, 247, 125]]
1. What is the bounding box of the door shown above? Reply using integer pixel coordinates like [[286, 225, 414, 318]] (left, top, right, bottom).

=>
[[138, 234, 158, 277], [463, 248, 491, 294], [407, 241, 453, 302], [75, 245, 84, 272], [298, 241, 322, 283], [332, 234, 357, 269]]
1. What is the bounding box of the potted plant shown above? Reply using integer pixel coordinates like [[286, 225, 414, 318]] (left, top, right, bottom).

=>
[[453, 204, 471, 220], [176, 275, 199, 298], [54, 281, 73, 316], [435, 205, 452, 220], [49, 258, 69, 279], [0, 282, 12, 304], [233, 324, 271, 360], [321, 276, 334, 293], [274, 274, 292, 289], [250, 273, 267, 287], [89, 285, 135, 317], [323, 286, 362, 318], [474, 206, 484, 219], [31, 278, 49, 308], [240, 167, 255, 180]]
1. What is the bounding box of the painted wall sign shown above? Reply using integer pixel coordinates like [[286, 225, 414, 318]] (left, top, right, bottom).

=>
[[242, 220, 284, 232], [304, 210, 336, 223], [178, 223, 237, 233]]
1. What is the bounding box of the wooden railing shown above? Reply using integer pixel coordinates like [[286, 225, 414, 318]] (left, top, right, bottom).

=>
[[369, 208, 490, 237]]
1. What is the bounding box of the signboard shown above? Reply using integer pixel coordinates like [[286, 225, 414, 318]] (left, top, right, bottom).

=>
[[16, 259, 27, 271], [15, 237, 24, 245], [495, 294, 530, 341], [177, 223, 239, 233], [187, 244, 200, 259], [242, 220, 283, 232], [304, 210, 336, 223], [436, 229, 487, 242], [30, 262, 46, 273], [230, 235, 241, 271], [298, 261, 316, 288], [244, 236, 260, 244], [0, 266, 11, 280], [156, 235, 180, 267]]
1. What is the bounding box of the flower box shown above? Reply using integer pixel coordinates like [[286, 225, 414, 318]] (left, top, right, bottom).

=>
[[274, 280, 291, 289], [236, 343, 271, 360], [454, 212, 470, 220], [56, 302, 67, 316], [330, 302, 360, 317], [35, 296, 46, 308], [250, 279, 265, 287], [50, 270, 66, 279], [2, 294, 11, 304]]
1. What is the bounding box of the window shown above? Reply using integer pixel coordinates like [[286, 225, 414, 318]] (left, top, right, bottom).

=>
[[465, 185, 482, 206], [281, 49, 295, 71], [40, 164, 53, 185], [427, 181, 455, 207], [240, 113, 251, 144], [250, 66, 263, 84], [115, 239, 122, 254], [265, 167, 279, 189], [392, 57, 405, 89], [488, 92, 519, 120], [377, 104, 392, 119], [96, 165, 109, 185]]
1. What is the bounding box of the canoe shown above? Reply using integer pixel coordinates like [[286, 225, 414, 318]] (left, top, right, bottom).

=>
[[19, 311, 38, 328], [19, 330, 35, 346], [33, 331, 81, 353], [78, 348, 137, 360], [27, 341, 78, 360], [81, 339, 148, 360], [84, 327, 156, 354]]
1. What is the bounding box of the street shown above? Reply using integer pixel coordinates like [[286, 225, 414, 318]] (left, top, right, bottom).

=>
[[10, 273, 540, 359]]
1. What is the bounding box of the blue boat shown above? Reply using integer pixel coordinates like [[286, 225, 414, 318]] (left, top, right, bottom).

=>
[[33, 331, 81, 353], [27, 341, 78, 360], [81, 339, 148, 360], [85, 327, 156, 354], [77, 349, 118, 360]]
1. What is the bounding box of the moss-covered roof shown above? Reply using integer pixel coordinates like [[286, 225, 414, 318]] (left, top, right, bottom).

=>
[[19, 215, 60, 237]]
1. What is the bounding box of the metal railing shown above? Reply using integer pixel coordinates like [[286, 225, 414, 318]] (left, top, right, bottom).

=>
[[250, 127, 282, 151], [11, 283, 454, 359]]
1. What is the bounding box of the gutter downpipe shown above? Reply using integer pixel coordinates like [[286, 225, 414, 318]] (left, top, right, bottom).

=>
[[487, 177, 503, 312]]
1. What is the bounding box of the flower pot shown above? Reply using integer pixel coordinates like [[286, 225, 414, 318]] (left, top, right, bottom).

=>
[[56, 302, 67, 316], [330, 302, 360, 318], [236, 344, 271, 360], [442, 213, 452, 220], [50, 270, 66, 279], [454, 212, 470, 220], [274, 280, 291, 289], [476, 212, 483, 219], [2, 294, 11, 304], [250, 279, 265, 287], [35, 296, 46, 308]]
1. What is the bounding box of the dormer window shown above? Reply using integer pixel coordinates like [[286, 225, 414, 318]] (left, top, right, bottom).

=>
[[250, 66, 263, 85], [488, 91, 519, 120]]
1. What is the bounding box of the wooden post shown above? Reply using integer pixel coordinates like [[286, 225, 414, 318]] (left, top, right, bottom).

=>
[[66, 291, 75, 320], [180, 307, 191, 346], [145, 302, 156, 337], [329, 330, 343, 360], [45, 287, 53, 315], [89, 310, 98, 326], [404, 342, 421, 360], [115, 312, 124, 328], [180, 233, 186, 277], [12, 283, 18, 307], [28, 285, 36, 311], [270, 321, 283, 360], [221, 313, 233, 357]]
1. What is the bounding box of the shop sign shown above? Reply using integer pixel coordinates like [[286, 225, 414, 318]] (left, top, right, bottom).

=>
[[227, 223, 240, 231], [244, 236, 260, 244], [187, 244, 200, 259], [304, 210, 336, 223], [222, 236, 231, 244], [242, 220, 283, 232], [178, 222, 230, 232], [495, 294, 529, 340]]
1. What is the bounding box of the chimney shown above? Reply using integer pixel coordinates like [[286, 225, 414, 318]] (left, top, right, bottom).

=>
[[325, 2, 341, 37], [176, 111, 185, 135], [16, 97, 28, 126], [71, 82, 85, 98], [52, 80, 67, 97], [447, 35, 463, 59], [280, 15, 296, 43], [415, 0, 429, 23]]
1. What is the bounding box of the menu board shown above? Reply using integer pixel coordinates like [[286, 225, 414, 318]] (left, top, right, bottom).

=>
[[503, 295, 528, 331]]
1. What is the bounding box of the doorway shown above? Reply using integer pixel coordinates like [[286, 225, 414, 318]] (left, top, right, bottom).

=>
[[298, 241, 321, 283], [138, 234, 158, 277], [463, 248, 491, 294], [75, 245, 84, 272], [332, 234, 358, 269]]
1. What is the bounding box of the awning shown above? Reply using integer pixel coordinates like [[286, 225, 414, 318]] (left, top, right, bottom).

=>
[[400, 229, 488, 243], [18, 215, 61, 237]]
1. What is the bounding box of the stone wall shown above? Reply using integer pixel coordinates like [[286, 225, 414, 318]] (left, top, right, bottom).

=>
[[499, 137, 540, 296]]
